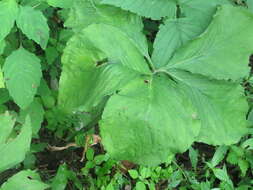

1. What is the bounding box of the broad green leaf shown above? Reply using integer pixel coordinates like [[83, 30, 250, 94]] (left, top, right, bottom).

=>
[[189, 147, 198, 170], [170, 70, 248, 145], [101, 0, 177, 20], [47, 0, 73, 8], [213, 166, 233, 188], [65, 0, 149, 58], [51, 164, 69, 190], [58, 24, 149, 113], [128, 170, 139, 179], [152, 18, 203, 68], [0, 116, 32, 172], [0, 66, 4, 88], [178, 0, 230, 30], [100, 75, 201, 166], [3, 48, 42, 109], [210, 146, 228, 168], [135, 181, 146, 190], [0, 0, 18, 42], [16, 6, 49, 49], [19, 99, 44, 137], [0, 112, 15, 144], [0, 170, 49, 190], [241, 138, 253, 150], [238, 159, 249, 176], [165, 5, 252, 81]]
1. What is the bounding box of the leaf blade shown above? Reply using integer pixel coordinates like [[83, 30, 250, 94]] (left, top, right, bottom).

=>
[[3, 48, 42, 109], [16, 6, 49, 49]]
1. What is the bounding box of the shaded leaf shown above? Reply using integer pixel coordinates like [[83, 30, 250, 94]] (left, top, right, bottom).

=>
[[16, 6, 49, 49], [3, 48, 42, 109], [0, 170, 49, 190], [0, 116, 32, 172], [0, 0, 18, 42], [101, 0, 177, 20]]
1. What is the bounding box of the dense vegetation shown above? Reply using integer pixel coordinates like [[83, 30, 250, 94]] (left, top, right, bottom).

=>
[[1, 0, 253, 189]]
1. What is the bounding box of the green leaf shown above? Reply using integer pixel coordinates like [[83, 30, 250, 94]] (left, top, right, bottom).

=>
[[0, 116, 32, 172], [210, 146, 228, 168], [170, 70, 248, 145], [238, 159, 249, 177], [152, 17, 204, 68], [165, 5, 252, 81], [19, 99, 44, 137], [100, 75, 201, 166], [0, 170, 49, 190], [45, 46, 59, 65], [241, 138, 253, 150], [3, 48, 42, 109], [86, 148, 94, 161], [51, 164, 69, 190], [135, 181, 146, 190], [0, 66, 4, 88], [16, 6, 49, 49], [212, 166, 233, 188], [128, 169, 139, 179], [178, 0, 230, 30], [189, 147, 198, 170], [0, 112, 15, 144], [101, 0, 177, 20], [140, 167, 152, 179], [226, 150, 238, 165], [0, 0, 18, 42], [47, 0, 73, 8], [65, 0, 149, 58], [58, 24, 149, 113]]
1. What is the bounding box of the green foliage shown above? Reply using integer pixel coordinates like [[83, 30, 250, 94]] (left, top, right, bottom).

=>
[[59, 2, 251, 165]]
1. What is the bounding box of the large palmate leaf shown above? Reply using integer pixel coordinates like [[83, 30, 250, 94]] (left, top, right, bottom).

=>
[[165, 5, 253, 81], [65, 0, 149, 58], [101, 0, 177, 20], [60, 5, 252, 165], [0, 115, 32, 172], [16, 6, 49, 49], [3, 48, 42, 109], [0, 170, 49, 190], [100, 75, 201, 165], [152, 18, 204, 68], [0, 0, 18, 42], [58, 24, 149, 113]]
